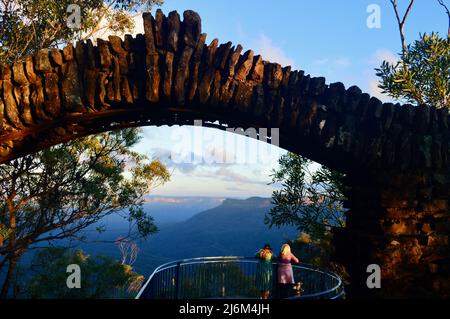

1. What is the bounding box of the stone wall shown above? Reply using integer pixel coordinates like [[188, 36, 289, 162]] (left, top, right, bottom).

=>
[[335, 170, 450, 298]]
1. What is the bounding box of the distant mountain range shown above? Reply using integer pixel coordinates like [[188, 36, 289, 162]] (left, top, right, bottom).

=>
[[133, 197, 298, 275], [19, 197, 298, 278], [98, 196, 226, 227], [142, 196, 226, 224]]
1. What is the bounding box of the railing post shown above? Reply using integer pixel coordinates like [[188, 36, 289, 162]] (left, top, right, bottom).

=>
[[175, 262, 181, 299], [221, 264, 226, 298]]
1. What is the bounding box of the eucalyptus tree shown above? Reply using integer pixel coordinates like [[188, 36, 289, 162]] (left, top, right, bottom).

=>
[[0, 129, 170, 297]]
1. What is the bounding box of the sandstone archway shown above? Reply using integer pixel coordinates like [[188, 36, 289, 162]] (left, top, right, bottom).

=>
[[0, 10, 449, 298]]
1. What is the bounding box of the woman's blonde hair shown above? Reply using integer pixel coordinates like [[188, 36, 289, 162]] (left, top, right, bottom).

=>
[[280, 244, 291, 256]]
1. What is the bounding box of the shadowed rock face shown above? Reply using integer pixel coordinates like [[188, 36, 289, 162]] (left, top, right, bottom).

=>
[[0, 9, 449, 298]]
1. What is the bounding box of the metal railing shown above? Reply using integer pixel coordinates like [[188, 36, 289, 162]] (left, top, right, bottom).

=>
[[136, 256, 345, 299]]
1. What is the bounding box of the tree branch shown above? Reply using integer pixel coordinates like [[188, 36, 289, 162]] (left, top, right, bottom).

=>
[[390, 0, 415, 57], [438, 0, 450, 37]]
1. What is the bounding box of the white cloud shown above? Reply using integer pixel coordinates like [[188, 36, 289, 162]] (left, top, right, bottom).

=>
[[254, 34, 296, 68], [82, 13, 144, 41], [313, 57, 351, 68], [132, 14, 145, 35], [204, 147, 237, 164], [335, 57, 352, 67], [213, 166, 268, 185], [369, 79, 387, 101], [370, 49, 398, 65], [366, 49, 398, 102], [313, 58, 330, 65], [150, 145, 239, 175], [235, 21, 247, 41]]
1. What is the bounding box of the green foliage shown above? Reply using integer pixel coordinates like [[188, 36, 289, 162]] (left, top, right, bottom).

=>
[[0, 127, 169, 298], [266, 153, 346, 241], [0, 224, 12, 247], [284, 233, 349, 284], [23, 247, 144, 298], [376, 32, 450, 108], [266, 154, 349, 280], [0, 0, 163, 64], [0, 0, 166, 298], [0, 128, 170, 253], [128, 206, 157, 240], [287, 232, 333, 267]]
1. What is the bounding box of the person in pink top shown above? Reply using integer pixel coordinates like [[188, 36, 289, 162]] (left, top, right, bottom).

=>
[[277, 244, 299, 298]]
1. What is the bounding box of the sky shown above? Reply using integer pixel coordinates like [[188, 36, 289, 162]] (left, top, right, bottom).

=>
[[122, 0, 448, 198]]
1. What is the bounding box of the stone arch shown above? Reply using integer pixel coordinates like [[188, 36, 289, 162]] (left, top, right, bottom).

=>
[[0, 10, 449, 298]]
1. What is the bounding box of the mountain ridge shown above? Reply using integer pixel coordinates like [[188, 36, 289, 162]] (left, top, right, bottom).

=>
[[135, 196, 297, 275]]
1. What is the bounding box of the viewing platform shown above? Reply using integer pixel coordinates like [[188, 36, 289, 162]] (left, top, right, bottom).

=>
[[136, 256, 345, 299]]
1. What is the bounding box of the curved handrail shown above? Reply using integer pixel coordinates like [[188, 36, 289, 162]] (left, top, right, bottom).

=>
[[136, 256, 344, 299], [136, 256, 250, 299]]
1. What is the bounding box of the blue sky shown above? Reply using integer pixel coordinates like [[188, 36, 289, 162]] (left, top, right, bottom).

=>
[[126, 0, 447, 198]]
